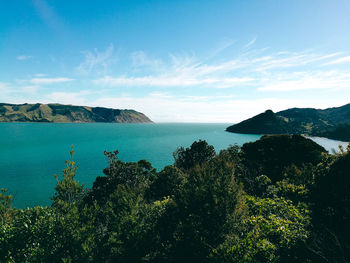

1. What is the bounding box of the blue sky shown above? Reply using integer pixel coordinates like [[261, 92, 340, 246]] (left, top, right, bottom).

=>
[[1, 0, 350, 122]]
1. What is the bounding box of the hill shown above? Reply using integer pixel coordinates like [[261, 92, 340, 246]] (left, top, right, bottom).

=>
[[0, 103, 152, 123], [317, 123, 350, 142], [226, 103, 350, 141]]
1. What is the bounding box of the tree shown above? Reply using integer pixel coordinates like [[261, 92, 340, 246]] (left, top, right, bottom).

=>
[[239, 135, 326, 195], [146, 165, 185, 201], [308, 150, 350, 262], [214, 196, 310, 263], [85, 150, 156, 205], [167, 157, 246, 262], [51, 146, 84, 208], [173, 140, 216, 170]]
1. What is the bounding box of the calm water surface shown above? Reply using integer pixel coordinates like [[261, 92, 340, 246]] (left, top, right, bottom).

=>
[[0, 123, 346, 208]]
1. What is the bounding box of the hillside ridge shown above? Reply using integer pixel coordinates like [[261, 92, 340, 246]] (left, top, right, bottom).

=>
[[0, 103, 153, 123], [226, 103, 350, 141]]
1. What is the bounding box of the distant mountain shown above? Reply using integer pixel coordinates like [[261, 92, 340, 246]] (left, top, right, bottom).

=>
[[0, 103, 153, 123], [226, 103, 350, 142]]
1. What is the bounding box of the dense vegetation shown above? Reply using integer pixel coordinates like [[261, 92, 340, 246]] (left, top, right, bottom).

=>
[[226, 103, 350, 141], [1, 135, 349, 262], [317, 122, 350, 141], [0, 103, 152, 123]]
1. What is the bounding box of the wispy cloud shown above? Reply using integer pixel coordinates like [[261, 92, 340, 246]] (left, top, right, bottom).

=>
[[254, 52, 341, 71], [17, 55, 33, 60], [32, 0, 65, 32], [23, 88, 349, 123], [0, 82, 41, 102], [76, 44, 116, 74], [94, 51, 255, 88], [6, 42, 350, 122], [323, 55, 350, 65], [204, 39, 236, 60], [258, 71, 350, 92], [34, 73, 47, 77], [93, 48, 349, 91], [131, 51, 162, 68], [91, 93, 347, 123], [20, 85, 41, 93], [30, 77, 74, 84], [45, 90, 90, 105], [244, 37, 257, 48], [94, 75, 254, 88]]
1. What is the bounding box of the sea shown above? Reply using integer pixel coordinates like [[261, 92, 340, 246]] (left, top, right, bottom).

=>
[[0, 123, 347, 208]]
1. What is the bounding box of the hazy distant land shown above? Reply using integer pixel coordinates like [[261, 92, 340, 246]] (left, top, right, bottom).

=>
[[0, 103, 152, 123]]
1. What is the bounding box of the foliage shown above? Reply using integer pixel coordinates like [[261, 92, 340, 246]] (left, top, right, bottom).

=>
[[85, 150, 156, 205], [307, 148, 350, 262], [0, 205, 97, 263], [239, 135, 326, 195], [1, 137, 349, 262], [167, 158, 247, 262], [146, 165, 185, 201], [51, 146, 84, 208], [317, 123, 350, 142], [0, 188, 12, 224], [173, 140, 216, 170], [213, 196, 310, 263]]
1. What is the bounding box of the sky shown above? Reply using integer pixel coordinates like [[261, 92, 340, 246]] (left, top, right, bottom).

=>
[[1, 0, 350, 122]]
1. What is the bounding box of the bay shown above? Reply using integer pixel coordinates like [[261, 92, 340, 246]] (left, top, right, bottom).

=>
[[0, 123, 346, 208]]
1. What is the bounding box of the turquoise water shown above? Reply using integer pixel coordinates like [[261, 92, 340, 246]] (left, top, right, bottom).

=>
[[0, 123, 346, 208]]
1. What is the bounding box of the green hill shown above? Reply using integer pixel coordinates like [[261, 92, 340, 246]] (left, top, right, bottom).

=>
[[317, 123, 350, 142], [226, 103, 350, 141], [0, 103, 153, 123]]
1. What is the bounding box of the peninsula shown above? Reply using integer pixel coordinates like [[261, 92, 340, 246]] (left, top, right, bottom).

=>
[[0, 103, 152, 123], [226, 103, 350, 142]]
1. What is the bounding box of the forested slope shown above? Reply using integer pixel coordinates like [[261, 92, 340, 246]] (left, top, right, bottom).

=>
[[227, 103, 350, 141]]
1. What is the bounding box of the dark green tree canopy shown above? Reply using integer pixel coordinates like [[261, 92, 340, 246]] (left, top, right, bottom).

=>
[[240, 135, 326, 184], [173, 140, 216, 170]]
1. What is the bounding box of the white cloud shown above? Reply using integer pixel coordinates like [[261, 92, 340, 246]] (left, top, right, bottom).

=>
[[29, 77, 74, 84], [94, 51, 258, 88], [16, 85, 41, 94], [258, 71, 350, 92], [45, 91, 90, 105], [205, 39, 236, 60], [17, 55, 33, 60], [323, 55, 350, 65], [76, 44, 116, 74], [254, 52, 341, 71], [5, 42, 350, 122], [93, 49, 349, 91], [14, 87, 348, 123], [0, 82, 41, 102], [94, 75, 254, 88], [131, 51, 162, 68], [91, 94, 346, 123], [244, 37, 257, 48]]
